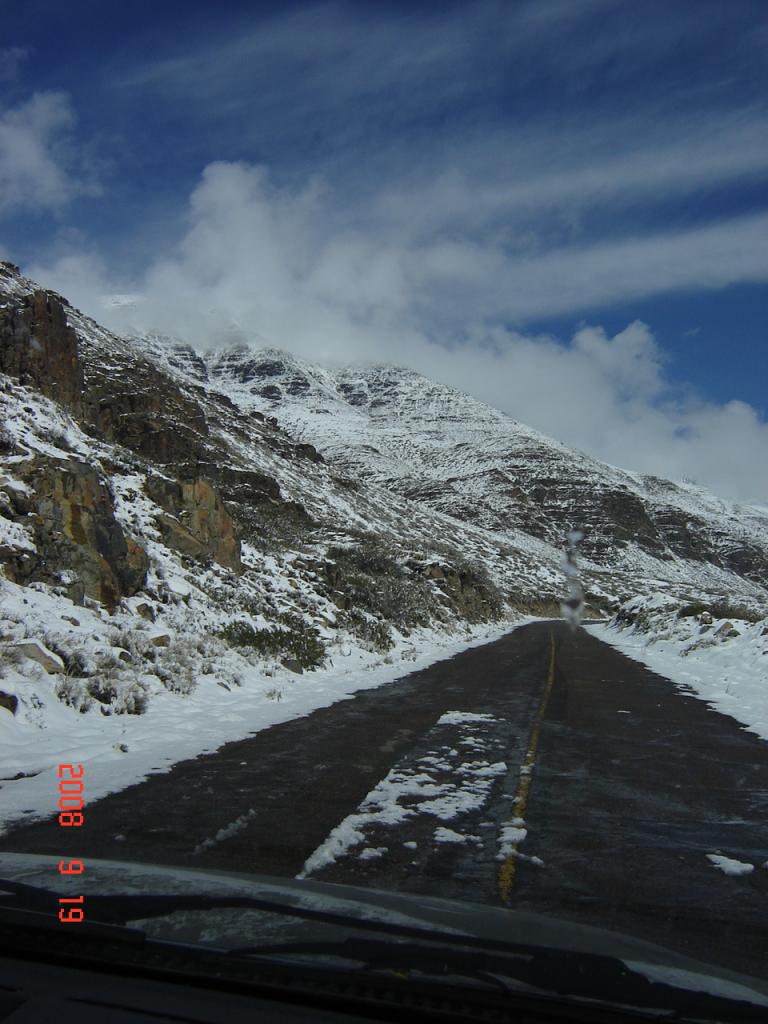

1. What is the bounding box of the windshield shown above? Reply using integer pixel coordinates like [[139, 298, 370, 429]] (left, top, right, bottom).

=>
[[1, 1, 767, 1018]]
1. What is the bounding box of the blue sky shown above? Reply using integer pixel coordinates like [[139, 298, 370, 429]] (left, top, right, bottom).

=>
[[1, 0, 766, 500]]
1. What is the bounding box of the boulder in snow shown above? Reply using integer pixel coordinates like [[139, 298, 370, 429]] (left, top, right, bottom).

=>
[[714, 621, 740, 640], [2, 639, 65, 674], [0, 691, 17, 714]]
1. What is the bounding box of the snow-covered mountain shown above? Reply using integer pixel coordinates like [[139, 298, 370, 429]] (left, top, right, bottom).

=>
[[2, 258, 767, 623], [1, 259, 766, 829], [194, 341, 768, 602]]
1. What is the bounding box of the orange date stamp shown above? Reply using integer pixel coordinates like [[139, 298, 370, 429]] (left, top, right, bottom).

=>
[[57, 763, 85, 923]]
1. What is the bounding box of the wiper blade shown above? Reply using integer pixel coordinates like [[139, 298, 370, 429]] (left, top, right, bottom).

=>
[[0, 876, 527, 952], [229, 936, 521, 995], [226, 937, 767, 1021]]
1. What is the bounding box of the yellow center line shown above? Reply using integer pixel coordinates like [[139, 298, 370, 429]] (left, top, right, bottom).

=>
[[498, 628, 557, 905]]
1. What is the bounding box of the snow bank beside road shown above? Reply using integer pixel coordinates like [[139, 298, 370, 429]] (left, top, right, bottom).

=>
[[0, 572, 524, 836], [586, 595, 768, 741]]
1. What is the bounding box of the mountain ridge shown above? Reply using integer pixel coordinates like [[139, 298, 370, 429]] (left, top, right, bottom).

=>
[[3, 259, 766, 616], [174, 336, 768, 587]]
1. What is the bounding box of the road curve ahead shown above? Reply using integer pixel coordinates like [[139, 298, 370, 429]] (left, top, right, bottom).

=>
[[2, 620, 766, 976]]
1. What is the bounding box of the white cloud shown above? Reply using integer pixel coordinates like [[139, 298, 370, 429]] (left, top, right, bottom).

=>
[[117, 1, 606, 99], [0, 92, 98, 216], [111, 0, 768, 235], [106, 161, 768, 333], [431, 325, 768, 508], [369, 112, 768, 242], [478, 214, 768, 321], [572, 323, 664, 400], [28, 160, 768, 505], [27, 246, 115, 302]]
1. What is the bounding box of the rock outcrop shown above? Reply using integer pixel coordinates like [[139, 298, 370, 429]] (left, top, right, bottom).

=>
[[8, 457, 149, 608], [144, 474, 242, 572], [0, 288, 83, 414], [2, 639, 65, 673]]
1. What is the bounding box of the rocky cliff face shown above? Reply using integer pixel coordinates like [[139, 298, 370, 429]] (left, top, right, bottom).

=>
[[8, 456, 149, 608], [145, 475, 241, 573], [0, 276, 84, 415], [0, 265, 523, 651], [0, 263, 243, 605]]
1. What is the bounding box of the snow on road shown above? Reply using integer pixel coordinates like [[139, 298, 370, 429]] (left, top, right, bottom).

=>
[[299, 711, 510, 878], [706, 854, 756, 877]]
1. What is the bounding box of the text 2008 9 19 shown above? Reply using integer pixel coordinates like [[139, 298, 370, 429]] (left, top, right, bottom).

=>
[[57, 763, 85, 923]]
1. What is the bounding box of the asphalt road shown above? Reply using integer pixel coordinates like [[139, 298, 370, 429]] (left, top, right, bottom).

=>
[[2, 620, 767, 977]]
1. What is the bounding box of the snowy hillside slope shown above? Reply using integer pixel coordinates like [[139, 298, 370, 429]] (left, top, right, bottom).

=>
[[0, 264, 555, 602], [191, 343, 768, 606]]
